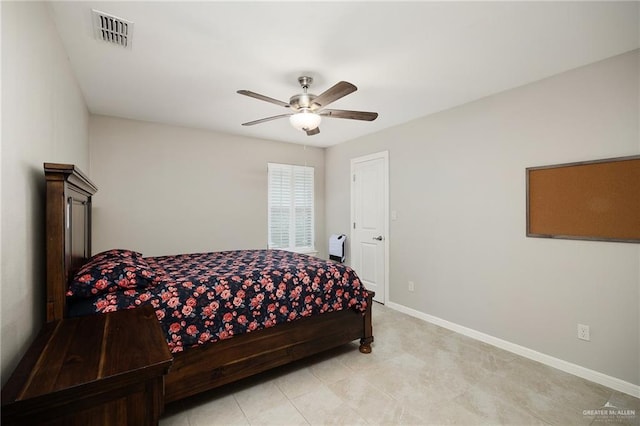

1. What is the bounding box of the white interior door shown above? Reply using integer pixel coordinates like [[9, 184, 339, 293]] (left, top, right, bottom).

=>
[[350, 151, 388, 304]]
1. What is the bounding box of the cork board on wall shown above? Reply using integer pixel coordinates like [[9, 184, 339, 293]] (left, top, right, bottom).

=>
[[526, 155, 640, 243]]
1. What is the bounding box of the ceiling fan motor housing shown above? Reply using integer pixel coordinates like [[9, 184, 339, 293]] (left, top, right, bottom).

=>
[[289, 93, 317, 112]]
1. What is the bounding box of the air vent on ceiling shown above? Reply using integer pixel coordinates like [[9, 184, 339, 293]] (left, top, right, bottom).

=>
[[92, 9, 134, 49]]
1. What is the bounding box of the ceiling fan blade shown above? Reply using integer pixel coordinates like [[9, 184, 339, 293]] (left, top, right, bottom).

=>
[[311, 81, 357, 109], [319, 109, 378, 121], [241, 114, 292, 126], [237, 90, 290, 108], [306, 127, 320, 136]]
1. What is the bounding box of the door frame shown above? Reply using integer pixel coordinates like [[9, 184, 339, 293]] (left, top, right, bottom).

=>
[[350, 150, 389, 304]]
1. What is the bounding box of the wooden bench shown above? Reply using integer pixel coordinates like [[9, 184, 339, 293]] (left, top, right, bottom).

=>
[[1, 305, 173, 425]]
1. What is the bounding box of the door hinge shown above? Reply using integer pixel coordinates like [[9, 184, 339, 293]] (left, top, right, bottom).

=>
[[353, 222, 356, 229], [352, 174, 356, 182]]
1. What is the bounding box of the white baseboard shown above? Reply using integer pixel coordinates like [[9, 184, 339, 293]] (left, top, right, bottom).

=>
[[385, 301, 640, 398]]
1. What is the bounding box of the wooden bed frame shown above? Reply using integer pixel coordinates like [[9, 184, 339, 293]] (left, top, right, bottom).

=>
[[44, 163, 374, 403]]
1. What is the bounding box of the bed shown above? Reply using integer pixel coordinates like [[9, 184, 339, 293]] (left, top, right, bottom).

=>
[[44, 163, 374, 403]]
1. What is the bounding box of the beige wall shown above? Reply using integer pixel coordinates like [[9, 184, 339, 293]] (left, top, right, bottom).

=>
[[89, 115, 326, 258], [326, 50, 640, 386], [1, 2, 89, 384]]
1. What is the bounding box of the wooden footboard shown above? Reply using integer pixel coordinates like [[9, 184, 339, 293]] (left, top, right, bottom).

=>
[[165, 292, 374, 403]]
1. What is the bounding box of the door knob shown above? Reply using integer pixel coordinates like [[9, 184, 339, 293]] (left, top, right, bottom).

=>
[[372, 235, 383, 241]]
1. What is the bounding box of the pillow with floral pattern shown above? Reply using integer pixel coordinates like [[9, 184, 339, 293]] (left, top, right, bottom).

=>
[[67, 255, 156, 299], [89, 249, 144, 263]]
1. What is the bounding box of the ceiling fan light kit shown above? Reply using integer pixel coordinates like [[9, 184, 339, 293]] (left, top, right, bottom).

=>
[[289, 110, 321, 132], [238, 76, 378, 136]]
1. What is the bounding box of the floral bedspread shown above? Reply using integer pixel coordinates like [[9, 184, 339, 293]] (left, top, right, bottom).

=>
[[69, 250, 368, 353]]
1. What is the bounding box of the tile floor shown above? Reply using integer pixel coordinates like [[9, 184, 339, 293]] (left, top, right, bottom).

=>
[[160, 303, 639, 425]]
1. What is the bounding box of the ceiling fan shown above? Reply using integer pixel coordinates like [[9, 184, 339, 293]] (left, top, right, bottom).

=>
[[237, 76, 378, 136]]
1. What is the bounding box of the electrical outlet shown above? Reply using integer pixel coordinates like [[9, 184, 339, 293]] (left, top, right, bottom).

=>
[[577, 324, 590, 341], [408, 281, 415, 292]]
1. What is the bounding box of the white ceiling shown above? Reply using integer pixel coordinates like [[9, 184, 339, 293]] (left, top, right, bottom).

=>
[[49, 1, 639, 148]]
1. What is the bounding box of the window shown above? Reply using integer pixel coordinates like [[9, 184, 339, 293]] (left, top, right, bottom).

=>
[[268, 163, 314, 253]]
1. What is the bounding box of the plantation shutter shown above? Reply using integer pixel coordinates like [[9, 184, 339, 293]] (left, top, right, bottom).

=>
[[268, 163, 314, 252]]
